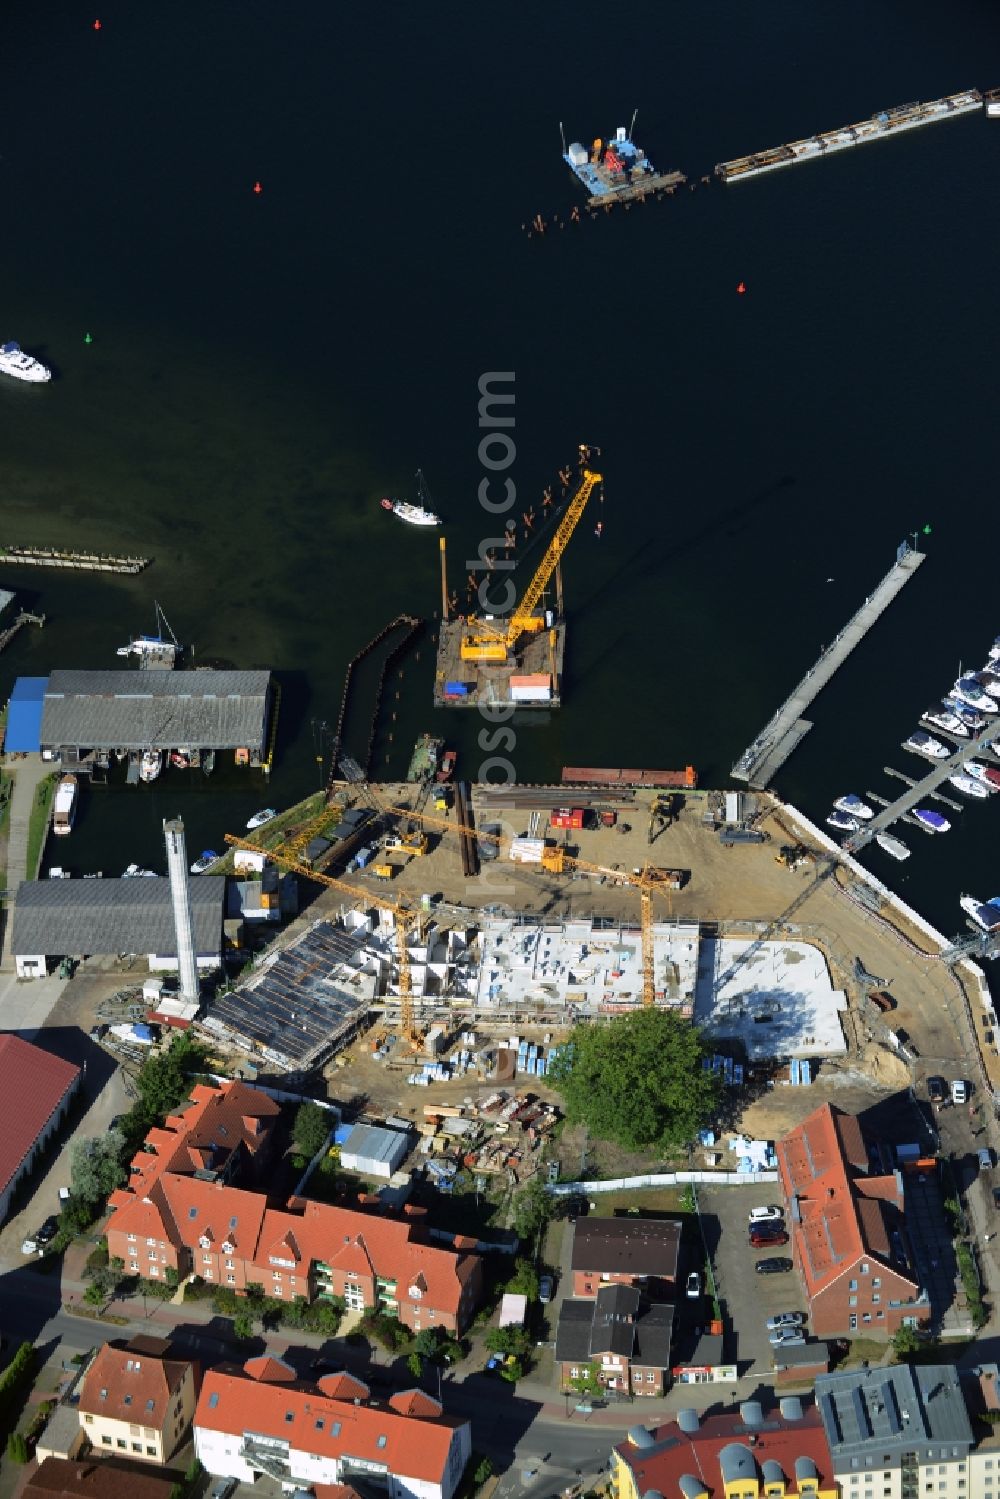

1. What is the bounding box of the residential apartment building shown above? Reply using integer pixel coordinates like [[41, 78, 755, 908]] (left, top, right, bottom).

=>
[[570, 1217, 680, 1298], [77, 1336, 199, 1465], [816, 1364, 976, 1499], [613, 1396, 837, 1499], [776, 1103, 928, 1338], [556, 1284, 674, 1397], [194, 1356, 471, 1499], [106, 1083, 481, 1333]]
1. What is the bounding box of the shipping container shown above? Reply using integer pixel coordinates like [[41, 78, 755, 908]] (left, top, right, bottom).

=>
[[444, 681, 471, 697], [510, 836, 545, 863], [551, 807, 585, 829]]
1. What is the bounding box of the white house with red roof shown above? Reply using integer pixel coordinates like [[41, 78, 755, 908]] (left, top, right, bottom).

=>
[[0, 1035, 81, 1224], [194, 1357, 470, 1499]]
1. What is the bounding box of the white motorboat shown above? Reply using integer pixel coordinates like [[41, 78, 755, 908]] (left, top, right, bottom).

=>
[[922, 705, 969, 737], [913, 808, 950, 833], [139, 749, 162, 783], [834, 794, 874, 820], [961, 760, 996, 788], [826, 810, 859, 832], [190, 850, 218, 875], [246, 807, 277, 831], [948, 773, 990, 799], [903, 730, 949, 759], [952, 677, 998, 713], [47, 866, 70, 879], [123, 864, 156, 878], [0, 340, 51, 383], [875, 832, 910, 861], [943, 695, 985, 729], [52, 774, 78, 836], [960, 895, 1000, 932]]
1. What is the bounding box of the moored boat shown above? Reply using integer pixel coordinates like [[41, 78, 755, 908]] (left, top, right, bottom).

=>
[[922, 705, 969, 737], [952, 677, 998, 713], [961, 760, 995, 788], [435, 750, 457, 784], [826, 810, 859, 832], [960, 895, 1000, 932], [948, 773, 990, 799], [123, 863, 156, 877], [913, 807, 950, 833], [52, 774, 78, 836], [139, 749, 162, 783], [875, 831, 910, 861], [246, 807, 277, 831], [190, 850, 218, 875], [903, 730, 949, 759], [834, 794, 874, 819], [0, 341, 51, 383], [943, 696, 985, 729]]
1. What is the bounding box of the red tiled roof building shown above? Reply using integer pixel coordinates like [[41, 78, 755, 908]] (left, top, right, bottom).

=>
[[0, 1035, 81, 1224]]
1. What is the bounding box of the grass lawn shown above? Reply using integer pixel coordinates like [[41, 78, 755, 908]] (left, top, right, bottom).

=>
[[0, 769, 13, 889], [587, 1186, 689, 1217], [25, 773, 57, 880], [208, 790, 328, 874], [841, 1336, 886, 1367]]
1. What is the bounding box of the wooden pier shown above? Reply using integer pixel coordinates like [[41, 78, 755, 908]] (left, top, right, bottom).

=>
[[0, 546, 150, 574], [0, 611, 44, 654], [732, 541, 926, 787], [584, 169, 687, 210]]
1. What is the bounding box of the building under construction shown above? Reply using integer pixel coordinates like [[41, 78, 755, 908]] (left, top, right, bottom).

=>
[[433, 460, 602, 710]]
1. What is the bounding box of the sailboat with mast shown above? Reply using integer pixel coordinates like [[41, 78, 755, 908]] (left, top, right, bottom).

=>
[[116, 602, 182, 667], [381, 468, 442, 527]]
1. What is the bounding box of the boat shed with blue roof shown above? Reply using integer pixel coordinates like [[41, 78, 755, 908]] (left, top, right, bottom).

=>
[[6, 677, 49, 753]]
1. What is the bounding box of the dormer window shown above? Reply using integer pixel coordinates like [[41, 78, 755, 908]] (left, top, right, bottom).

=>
[[408, 1284, 423, 1299], [199, 1235, 212, 1249], [222, 1240, 235, 1255]]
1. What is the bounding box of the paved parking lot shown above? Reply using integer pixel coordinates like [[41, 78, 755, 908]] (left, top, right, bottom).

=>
[[698, 1182, 806, 1376]]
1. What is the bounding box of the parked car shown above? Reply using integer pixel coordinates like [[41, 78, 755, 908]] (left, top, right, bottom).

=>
[[927, 1076, 946, 1105], [538, 1275, 554, 1304], [750, 1228, 789, 1248], [36, 1217, 58, 1245], [755, 1257, 793, 1275], [769, 1329, 806, 1348], [765, 1312, 805, 1331], [748, 1205, 784, 1224], [951, 1078, 969, 1105], [685, 1271, 701, 1299]]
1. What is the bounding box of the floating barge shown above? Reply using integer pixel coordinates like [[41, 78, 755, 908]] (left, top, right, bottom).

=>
[[561, 765, 698, 789], [564, 122, 686, 207], [716, 88, 982, 183]]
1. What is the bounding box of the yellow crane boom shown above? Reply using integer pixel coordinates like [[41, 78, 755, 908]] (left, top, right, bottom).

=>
[[223, 833, 420, 1042], [462, 467, 602, 662]]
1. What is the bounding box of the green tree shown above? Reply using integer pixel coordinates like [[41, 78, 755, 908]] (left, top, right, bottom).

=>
[[569, 1362, 602, 1397], [407, 1351, 423, 1379], [890, 1324, 921, 1360], [505, 1259, 540, 1300], [232, 1310, 255, 1341], [135, 1033, 209, 1122], [548, 1009, 721, 1152], [6, 1432, 28, 1464], [294, 1102, 332, 1159], [485, 1326, 531, 1359], [499, 1358, 521, 1383], [70, 1133, 127, 1205], [474, 1458, 494, 1488], [511, 1180, 551, 1242]]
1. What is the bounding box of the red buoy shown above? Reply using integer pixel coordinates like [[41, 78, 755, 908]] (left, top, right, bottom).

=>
[[737, 281, 747, 295], [253, 181, 263, 195], [93, 17, 102, 28]]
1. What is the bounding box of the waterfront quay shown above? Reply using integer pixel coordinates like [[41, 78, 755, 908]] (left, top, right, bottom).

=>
[[732, 541, 925, 787]]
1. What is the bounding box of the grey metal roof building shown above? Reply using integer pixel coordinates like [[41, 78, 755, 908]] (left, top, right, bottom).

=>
[[816, 1364, 973, 1465], [12, 878, 225, 960], [339, 1122, 411, 1179], [39, 670, 271, 754]]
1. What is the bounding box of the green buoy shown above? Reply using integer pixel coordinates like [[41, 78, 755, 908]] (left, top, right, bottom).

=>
[[84, 333, 93, 344]]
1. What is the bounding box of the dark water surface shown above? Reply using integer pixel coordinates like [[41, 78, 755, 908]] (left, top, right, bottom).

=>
[[2, 1, 1000, 937]]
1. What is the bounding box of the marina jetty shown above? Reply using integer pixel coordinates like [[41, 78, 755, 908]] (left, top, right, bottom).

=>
[[716, 88, 982, 183], [732, 539, 925, 788], [0, 545, 150, 574]]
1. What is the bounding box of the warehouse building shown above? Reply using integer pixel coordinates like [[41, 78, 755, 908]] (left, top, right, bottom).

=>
[[0, 1035, 81, 1224], [12, 877, 225, 978], [339, 1121, 412, 1179], [26, 668, 272, 769]]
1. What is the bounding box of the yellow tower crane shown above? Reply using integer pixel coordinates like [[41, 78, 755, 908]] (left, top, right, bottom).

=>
[[461, 467, 602, 663], [223, 833, 423, 1044]]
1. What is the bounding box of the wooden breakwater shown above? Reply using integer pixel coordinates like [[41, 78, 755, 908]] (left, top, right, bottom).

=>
[[327, 614, 423, 788], [0, 546, 150, 574]]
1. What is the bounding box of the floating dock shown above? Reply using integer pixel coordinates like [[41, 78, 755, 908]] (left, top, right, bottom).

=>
[[564, 123, 686, 208], [433, 619, 564, 710], [0, 545, 150, 574], [732, 540, 926, 787], [716, 89, 982, 183]]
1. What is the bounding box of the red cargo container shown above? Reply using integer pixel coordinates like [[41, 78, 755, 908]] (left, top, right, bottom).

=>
[[551, 808, 585, 830]]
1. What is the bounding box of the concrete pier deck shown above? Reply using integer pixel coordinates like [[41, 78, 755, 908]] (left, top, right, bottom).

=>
[[732, 542, 926, 787]]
